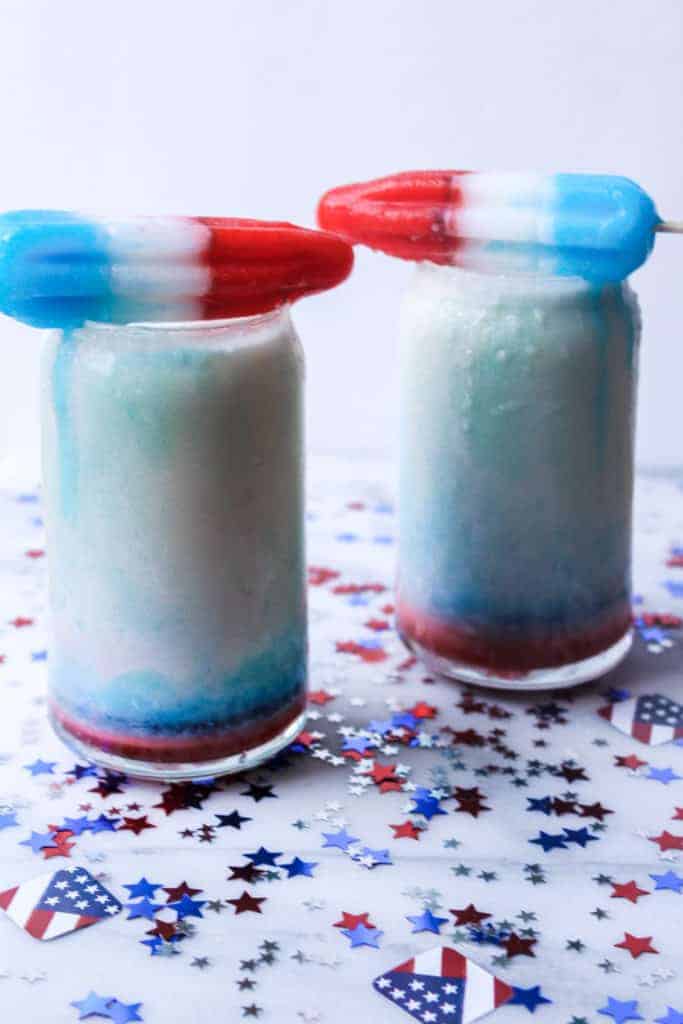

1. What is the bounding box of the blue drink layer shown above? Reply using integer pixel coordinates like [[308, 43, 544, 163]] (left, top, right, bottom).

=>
[[42, 312, 306, 742], [51, 628, 305, 737], [398, 265, 638, 648]]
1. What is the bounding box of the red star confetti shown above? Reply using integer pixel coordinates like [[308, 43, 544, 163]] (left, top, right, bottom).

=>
[[449, 905, 491, 926], [578, 802, 613, 821], [308, 566, 340, 586], [448, 728, 487, 748], [89, 774, 126, 799], [153, 781, 214, 815], [365, 618, 390, 632], [308, 689, 336, 706], [334, 911, 376, 930], [614, 753, 649, 770], [336, 640, 388, 663], [502, 933, 536, 959], [610, 880, 650, 904], [640, 611, 682, 626], [147, 918, 178, 941], [614, 932, 658, 958], [43, 831, 76, 859], [408, 701, 438, 719], [291, 731, 319, 751], [227, 891, 266, 915], [457, 696, 488, 715], [117, 816, 156, 836], [163, 882, 203, 902], [454, 786, 490, 817], [379, 779, 405, 793], [228, 864, 264, 883], [390, 822, 422, 840], [555, 762, 589, 783], [648, 830, 683, 852], [366, 762, 399, 785]]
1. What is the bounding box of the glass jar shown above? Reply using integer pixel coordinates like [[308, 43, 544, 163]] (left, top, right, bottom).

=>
[[396, 264, 639, 689], [42, 308, 307, 778]]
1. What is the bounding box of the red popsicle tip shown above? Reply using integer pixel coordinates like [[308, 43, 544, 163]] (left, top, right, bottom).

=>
[[317, 171, 468, 264], [197, 218, 354, 318]]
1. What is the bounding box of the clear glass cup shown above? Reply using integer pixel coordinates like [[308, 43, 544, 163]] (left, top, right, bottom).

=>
[[396, 264, 638, 690], [42, 308, 307, 778]]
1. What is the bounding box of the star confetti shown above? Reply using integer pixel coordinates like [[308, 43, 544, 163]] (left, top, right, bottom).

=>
[[610, 881, 650, 904], [343, 922, 383, 948], [227, 892, 266, 915], [70, 992, 143, 1021], [597, 997, 644, 1023], [614, 933, 659, 959], [333, 911, 376, 930], [406, 909, 448, 934]]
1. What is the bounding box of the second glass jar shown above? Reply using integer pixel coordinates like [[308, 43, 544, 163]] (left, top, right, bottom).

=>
[[396, 263, 639, 689]]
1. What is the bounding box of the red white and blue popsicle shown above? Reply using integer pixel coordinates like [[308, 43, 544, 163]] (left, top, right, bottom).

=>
[[0, 212, 354, 328], [318, 170, 680, 283]]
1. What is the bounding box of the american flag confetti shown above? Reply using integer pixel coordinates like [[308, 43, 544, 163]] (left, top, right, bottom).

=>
[[598, 694, 683, 746], [0, 864, 121, 940], [373, 945, 515, 1024]]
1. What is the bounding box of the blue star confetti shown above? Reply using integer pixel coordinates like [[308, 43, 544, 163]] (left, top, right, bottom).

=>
[[597, 997, 644, 1024], [24, 758, 56, 776], [343, 922, 383, 948], [71, 992, 143, 1022], [406, 909, 448, 934]]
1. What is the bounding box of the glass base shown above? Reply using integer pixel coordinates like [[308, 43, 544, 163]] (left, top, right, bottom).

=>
[[48, 708, 308, 782], [406, 630, 633, 691]]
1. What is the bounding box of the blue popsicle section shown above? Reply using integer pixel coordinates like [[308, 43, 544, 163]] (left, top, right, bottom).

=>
[[551, 175, 660, 283], [0, 210, 112, 327]]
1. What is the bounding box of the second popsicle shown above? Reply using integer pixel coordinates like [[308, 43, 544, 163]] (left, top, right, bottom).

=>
[[319, 170, 662, 283]]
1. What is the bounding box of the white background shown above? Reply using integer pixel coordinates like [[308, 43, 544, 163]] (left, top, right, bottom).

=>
[[1, 0, 682, 477]]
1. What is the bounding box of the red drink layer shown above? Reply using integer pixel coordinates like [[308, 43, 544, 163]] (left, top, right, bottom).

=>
[[396, 599, 632, 675]]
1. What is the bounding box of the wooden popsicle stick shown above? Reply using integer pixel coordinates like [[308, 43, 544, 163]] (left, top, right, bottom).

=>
[[656, 221, 683, 233]]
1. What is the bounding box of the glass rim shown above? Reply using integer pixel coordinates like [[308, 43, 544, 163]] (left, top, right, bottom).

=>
[[78, 304, 291, 334]]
